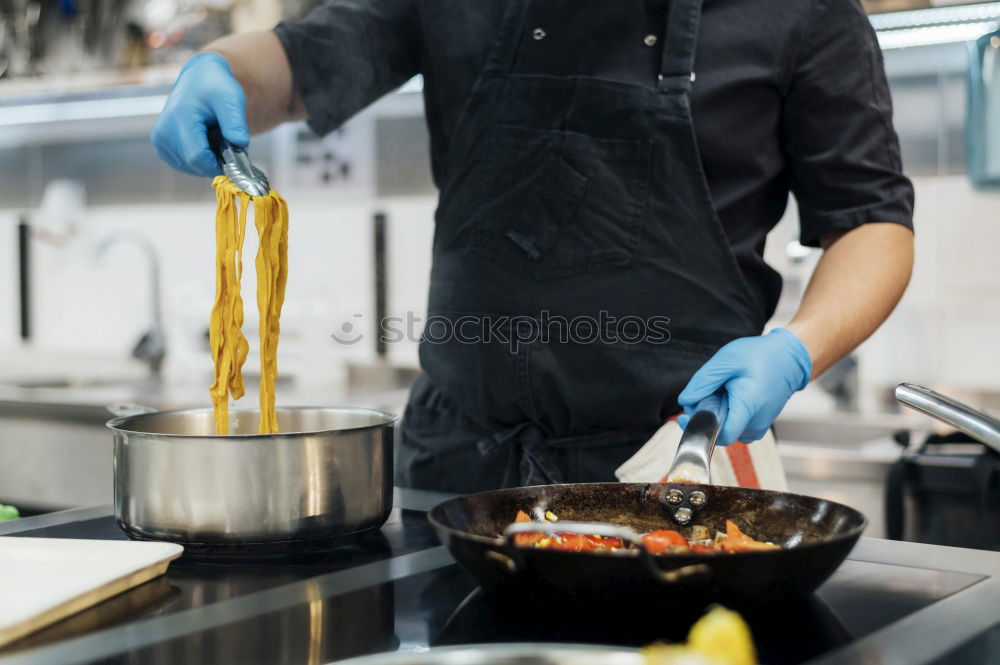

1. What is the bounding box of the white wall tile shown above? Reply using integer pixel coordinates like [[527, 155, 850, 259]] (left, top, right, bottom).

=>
[[936, 177, 1000, 293], [939, 295, 1000, 389]]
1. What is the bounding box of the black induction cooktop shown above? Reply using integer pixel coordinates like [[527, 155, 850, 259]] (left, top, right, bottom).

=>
[[0, 488, 997, 665]]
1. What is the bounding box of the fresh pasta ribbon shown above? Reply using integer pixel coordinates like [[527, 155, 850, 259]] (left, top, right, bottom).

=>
[[210, 176, 289, 435]]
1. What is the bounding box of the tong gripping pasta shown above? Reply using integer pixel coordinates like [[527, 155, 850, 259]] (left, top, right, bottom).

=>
[[208, 126, 271, 197]]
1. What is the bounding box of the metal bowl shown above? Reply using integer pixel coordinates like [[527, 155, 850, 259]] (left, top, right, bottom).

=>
[[107, 406, 397, 549]]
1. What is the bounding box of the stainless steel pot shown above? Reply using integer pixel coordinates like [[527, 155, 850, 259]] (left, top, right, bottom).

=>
[[107, 406, 397, 548]]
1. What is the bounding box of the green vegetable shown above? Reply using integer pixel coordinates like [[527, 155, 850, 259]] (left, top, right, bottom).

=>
[[0, 504, 19, 521]]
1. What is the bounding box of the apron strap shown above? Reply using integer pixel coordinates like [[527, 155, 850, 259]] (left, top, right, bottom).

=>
[[484, 0, 704, 90], [483, 0, 531, 75], [658, 0, 704, 94]]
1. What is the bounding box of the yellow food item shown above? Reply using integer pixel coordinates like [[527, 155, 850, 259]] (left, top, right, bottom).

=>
[[209, 176, 289, 435], [686, 606, 757, 665], [642, 645, 718, 665], [642, 606, 756, 665]]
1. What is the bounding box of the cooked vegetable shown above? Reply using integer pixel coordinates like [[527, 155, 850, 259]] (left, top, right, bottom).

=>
[[508, 511, 780, 555], [689, 525, 711, 541], [512, 509, 547, 547], [511, 510, 623, 551], [721, 520, 779, 553], [0, 504, 18, 522], [539, 534, 624, 552], [644, 530, 690, 554]]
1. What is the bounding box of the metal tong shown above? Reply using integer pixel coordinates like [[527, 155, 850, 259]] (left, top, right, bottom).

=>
[[207, 126, 271, 197], [663, 391, 728, 524]]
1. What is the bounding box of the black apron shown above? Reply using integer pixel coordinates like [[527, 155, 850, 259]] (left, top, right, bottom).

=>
[[397, 0, 764, 494]]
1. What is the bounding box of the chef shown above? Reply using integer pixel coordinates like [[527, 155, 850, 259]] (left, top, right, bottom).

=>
[[152, 0, 915, 493]]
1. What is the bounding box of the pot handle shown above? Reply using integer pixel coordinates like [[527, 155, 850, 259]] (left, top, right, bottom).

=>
[[502, 521, 711, 585], [106, 402, 157, 418]]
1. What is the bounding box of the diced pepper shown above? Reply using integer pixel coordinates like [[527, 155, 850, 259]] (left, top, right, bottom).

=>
[[643, 530, 690, 554], [585, 534, 624, 550], [544, 534, 589, 552], [513, 509, 546, 547], [721, 520, 780, 553]]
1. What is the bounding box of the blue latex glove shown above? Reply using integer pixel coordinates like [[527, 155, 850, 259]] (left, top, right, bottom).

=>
[[677, 328, 812, 446], [151, 52, 250, 177]]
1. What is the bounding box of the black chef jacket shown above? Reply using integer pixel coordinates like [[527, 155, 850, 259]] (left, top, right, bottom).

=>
[[274, 0, 915, 322]]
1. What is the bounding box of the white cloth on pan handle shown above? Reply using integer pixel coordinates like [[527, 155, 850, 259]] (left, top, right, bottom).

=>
[[614, 419, 788, 491]]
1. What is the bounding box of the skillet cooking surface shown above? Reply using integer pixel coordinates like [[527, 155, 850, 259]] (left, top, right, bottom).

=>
[[430, 483, 866, 607]]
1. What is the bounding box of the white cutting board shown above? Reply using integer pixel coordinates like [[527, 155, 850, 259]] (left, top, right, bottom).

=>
[[0, 537, 183, 647]]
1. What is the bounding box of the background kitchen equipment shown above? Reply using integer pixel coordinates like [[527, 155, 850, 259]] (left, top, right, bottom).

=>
[[967, 28, 1000, 188], [0, 0, 233, 77], [886, 383, 1000, 550], [0, 0, 339, 79], [107, 405, 397, 557]]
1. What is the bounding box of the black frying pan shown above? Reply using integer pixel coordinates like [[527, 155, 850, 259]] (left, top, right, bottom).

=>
[[429, 481, 866, 608]]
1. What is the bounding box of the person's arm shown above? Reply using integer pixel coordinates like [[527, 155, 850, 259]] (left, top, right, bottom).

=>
[[787, 223, 914, 379], [677, 222, 913, 445], [151, 0, 419, 176], [203, 31, 305, 135], [677, 0, 915, 445]]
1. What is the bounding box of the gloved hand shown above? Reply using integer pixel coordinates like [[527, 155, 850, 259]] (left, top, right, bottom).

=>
[[677, 328, 812, 446], [151, 52, 250, 177]]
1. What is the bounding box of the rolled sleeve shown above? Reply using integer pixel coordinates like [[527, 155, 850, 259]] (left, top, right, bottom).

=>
[[273, 0, 420, 136], [781, 0, 914, 248]]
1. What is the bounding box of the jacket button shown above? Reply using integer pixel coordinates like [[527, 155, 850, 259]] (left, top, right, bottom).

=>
[[533, 28, 546, 40], [643, 34, 657, 46]]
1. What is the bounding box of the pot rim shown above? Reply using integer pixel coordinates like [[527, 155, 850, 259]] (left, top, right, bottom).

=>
[[106, 405, 399, 440]]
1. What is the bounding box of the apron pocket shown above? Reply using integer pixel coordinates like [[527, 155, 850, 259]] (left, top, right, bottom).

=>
[[502, 152, 589, 260], [472, 126, 651, 279]]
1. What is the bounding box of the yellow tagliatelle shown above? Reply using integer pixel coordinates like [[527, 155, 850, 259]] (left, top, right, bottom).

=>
[[209, 176, 289, 435]]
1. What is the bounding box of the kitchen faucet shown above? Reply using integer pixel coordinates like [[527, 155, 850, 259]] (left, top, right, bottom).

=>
[[817, 353, 859, 412], [95, 231, 166, 378]]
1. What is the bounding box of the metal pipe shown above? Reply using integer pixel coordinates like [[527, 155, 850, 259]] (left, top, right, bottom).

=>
[[17, 215, 30, 341], [95, 230, 165, 376], [895, 383, 1000, 453], [373, 212, 387, 359]]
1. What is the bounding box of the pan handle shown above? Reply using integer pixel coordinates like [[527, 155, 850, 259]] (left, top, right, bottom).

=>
[[665, 391, 727, 485], [502, 521, 711, 585]]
